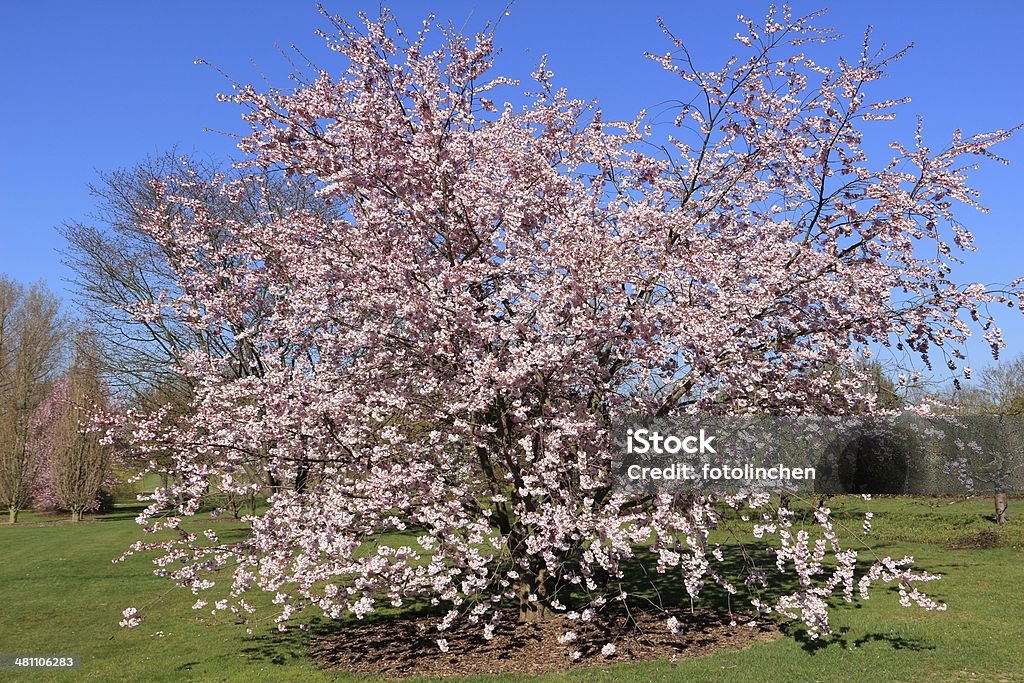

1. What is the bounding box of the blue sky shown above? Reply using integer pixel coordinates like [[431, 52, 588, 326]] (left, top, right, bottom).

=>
[[2, 1, 1022, 374]]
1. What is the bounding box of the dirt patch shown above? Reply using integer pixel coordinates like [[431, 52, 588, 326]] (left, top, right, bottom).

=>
[[311, 608, 779, 679], [946, 529, 1002, 549]]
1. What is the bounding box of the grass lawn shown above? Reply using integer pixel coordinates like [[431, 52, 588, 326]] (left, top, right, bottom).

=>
[[1, 497, 1022, 682]]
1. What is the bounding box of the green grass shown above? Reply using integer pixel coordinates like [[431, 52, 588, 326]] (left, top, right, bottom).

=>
[[2, 497, 1023, 682]]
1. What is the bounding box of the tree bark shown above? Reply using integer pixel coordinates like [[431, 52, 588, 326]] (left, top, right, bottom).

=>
[[70, 508, 81, 523], [517, 569, 551, 623], [8, 506, 17, 524], [994, 492, 1011, 524]]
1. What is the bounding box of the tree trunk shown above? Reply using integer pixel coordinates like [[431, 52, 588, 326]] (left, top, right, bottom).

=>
[[994, 492, 1011, 524], [517, 569, 551, 623], [8, 506, 17, 524], [227, 492, 241, 519], [70, 509, 81, 523]]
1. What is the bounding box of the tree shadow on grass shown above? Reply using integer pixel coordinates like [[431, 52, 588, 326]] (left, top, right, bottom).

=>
[[98, 503, 149, 522], [785, 623, 937, 654], [613, 544, 798, 616], [616, 544, 944, 657], [238, 598, 449, 666], [238, 620, 330, 666]]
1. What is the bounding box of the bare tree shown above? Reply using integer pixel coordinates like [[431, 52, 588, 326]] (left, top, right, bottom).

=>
[[954, 354, 1024, 523], [0, 277, 65, 523]]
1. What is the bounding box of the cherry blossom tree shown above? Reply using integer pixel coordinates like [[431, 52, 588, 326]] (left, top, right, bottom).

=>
[[26, 374, 65, 513], [32, 336, 112, 522], [114, 6, 1020, 644]]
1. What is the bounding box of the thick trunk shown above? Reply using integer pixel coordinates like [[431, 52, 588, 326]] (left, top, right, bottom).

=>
[[516, 569, 551, 623], [995, 492, 1011, 525], [8, 506, 17, 524], [70, 509, 81, 523]]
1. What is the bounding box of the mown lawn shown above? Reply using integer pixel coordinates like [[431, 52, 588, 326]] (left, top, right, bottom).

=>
[[1, 497, 1022, 682]]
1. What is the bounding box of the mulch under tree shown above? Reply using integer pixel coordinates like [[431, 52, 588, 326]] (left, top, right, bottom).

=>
[[311, 608, 780, 679]]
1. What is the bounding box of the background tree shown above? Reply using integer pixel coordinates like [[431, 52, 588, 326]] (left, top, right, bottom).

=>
[[61, 152, 337, 399], [32, 333, 112, 522], [0, 277, 64, 523], [113, 7, 1016, 642], [952, 354, 1024, 523]]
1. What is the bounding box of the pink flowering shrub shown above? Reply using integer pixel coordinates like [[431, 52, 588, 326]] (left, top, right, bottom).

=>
[[32, 367, 112, 518], [112, 6, 1018, 644], [28, 376, 69, 512]]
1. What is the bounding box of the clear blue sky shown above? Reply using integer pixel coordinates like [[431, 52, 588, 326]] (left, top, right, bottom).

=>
[[2, 1, 1021, 373]]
